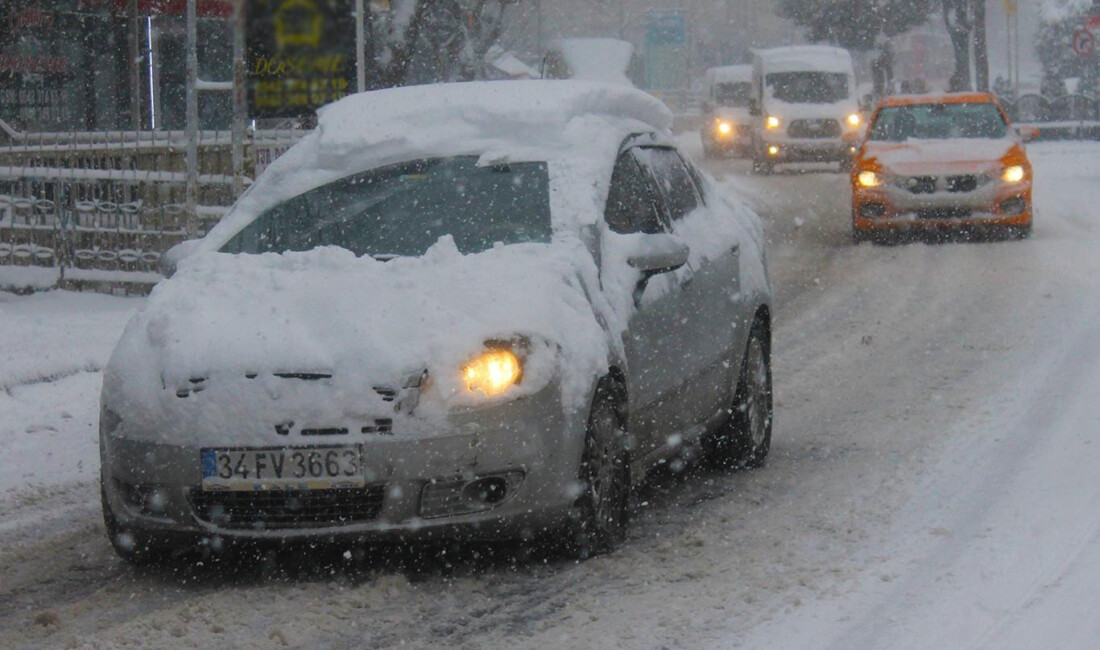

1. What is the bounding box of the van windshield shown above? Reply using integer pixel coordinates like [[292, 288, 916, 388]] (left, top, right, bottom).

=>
[[766, 72, 849, 104], [714, 82, 752, 107]]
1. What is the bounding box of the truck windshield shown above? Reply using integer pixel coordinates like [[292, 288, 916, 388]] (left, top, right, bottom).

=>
[[766, 72, 849, 104], [714, 82, 752, 107], [869, 103, 1008, 141], [220, 156, 553, 257]]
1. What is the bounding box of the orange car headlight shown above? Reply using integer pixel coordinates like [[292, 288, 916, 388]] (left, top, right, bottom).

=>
[[857, 171, 883, 188], [1002, 165, 1026, 184]]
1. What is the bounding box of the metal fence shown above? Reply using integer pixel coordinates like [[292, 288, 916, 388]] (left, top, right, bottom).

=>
[[0, 123, 305, 288], [997, 93, 1100, 124]]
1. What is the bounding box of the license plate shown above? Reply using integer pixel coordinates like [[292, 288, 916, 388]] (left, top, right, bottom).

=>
[[200, 446, 364, 492]]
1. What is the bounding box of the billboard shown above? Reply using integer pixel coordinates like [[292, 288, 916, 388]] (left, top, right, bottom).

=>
[[246, 0, 354, 119]]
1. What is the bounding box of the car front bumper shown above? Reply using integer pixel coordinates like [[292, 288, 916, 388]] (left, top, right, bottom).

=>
[[853, 180, 1032, 233], [100, 383, 589, 545]]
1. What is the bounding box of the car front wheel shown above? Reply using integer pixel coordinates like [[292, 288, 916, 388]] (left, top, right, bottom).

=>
[[705, 321, 773, 469], [566, 379, 631, 558]]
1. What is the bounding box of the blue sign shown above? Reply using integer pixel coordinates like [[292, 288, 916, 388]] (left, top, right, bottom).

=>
[[646, 10, 685, 47]]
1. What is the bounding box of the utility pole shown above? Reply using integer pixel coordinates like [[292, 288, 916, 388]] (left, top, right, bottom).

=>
[[974, 0, 989, 91]]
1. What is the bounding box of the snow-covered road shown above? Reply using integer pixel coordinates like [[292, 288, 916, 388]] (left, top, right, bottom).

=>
[[1, 141, 1097, 650]]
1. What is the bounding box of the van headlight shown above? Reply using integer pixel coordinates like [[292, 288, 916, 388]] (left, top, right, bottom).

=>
[[716, 120, 733, 135], [846, 113, 861, 127], [766, 116, 781, 130]]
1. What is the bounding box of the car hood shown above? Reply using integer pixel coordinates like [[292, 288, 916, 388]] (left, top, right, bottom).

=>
[[862, 137, 1021, 176], [105, 238, 610, 426]]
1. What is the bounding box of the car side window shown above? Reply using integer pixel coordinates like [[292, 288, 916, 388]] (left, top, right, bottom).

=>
[[634, 147, 701, 222], [604, 151, 666, 235]]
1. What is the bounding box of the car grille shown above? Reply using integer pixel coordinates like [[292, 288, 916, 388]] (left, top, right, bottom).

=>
[[916, 207, 971, 219], [190, 486, 386, 529], [788, 119, 841, 138], [945, 175, 978, 193], [905, 176, 938, 194]]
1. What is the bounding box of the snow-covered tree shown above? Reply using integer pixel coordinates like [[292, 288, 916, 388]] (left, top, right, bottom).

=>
[[1035, 0, 1097, 96], [775, 0, 933, 93], [368, 0, 520, 88]]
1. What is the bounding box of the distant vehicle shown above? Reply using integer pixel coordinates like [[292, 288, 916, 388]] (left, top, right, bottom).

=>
[[700, 65, 754, 159], [851, 91, 1034, 244], [749, 46, 864, 174], [99, 80, 774, 564]]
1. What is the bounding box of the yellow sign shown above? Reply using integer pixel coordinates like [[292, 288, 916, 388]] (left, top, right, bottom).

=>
[[1003, 0, 1017, 15]]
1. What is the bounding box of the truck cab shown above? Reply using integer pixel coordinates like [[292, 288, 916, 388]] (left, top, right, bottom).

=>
[[750, 46, 864, 174]]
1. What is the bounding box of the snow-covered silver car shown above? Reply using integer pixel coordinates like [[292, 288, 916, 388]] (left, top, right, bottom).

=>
[[99, 81, 773, 563]]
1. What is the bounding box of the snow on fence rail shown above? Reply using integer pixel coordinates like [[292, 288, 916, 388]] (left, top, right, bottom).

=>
[[0, 124, 306, 289]]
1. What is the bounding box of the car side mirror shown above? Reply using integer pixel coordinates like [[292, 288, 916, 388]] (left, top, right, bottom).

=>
[[1016, 125, 1039, 142], [627, 233, 690, 275], [159, 238, 203, 278]]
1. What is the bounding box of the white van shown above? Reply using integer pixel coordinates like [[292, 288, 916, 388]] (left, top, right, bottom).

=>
[[750, 46, 863, 174], [700, 65, 754, 158]]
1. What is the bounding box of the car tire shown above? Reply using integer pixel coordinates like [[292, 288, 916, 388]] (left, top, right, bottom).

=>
[[101, 480, 177, 566], [1010, 224, 1032, 240], [852, 227, 869, 245], [752, 158, 774, 175], [705, 321, 773, 469], [566, 378, 631, 559]]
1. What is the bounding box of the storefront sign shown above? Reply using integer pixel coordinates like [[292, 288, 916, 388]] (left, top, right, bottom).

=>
[[246, 0, 353, 119]]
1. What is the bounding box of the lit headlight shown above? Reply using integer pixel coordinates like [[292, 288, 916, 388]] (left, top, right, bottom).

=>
[[1002, 165, 1025, 183], [462, 349, 521, 397], [847, 113, 861, 127], [716, 120, 733, 135], [766, 116, 781, 130], [857, 171, 882, 187]]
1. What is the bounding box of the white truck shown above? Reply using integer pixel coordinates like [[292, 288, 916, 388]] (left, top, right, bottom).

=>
[[700, 65, 754, 158], [750, 46, 864, 174]]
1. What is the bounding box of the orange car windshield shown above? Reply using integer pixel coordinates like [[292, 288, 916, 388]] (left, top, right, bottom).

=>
[[869, 103, 1007, 142]]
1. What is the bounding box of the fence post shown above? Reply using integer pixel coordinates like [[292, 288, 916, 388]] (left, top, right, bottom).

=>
[[185, 0, 199, 235]]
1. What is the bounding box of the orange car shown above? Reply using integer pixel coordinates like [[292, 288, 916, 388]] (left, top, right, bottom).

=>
[[851, 92, 1033, 243]]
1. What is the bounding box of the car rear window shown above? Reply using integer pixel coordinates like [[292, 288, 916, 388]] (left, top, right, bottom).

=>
[[221, 156, 552, 258]]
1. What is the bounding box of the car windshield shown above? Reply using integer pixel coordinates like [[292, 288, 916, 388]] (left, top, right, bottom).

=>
[[220, 156, 552, 257], [869, 103, 1008, 141], [714, 81, 752, 107], [766, 71, 848, 103]]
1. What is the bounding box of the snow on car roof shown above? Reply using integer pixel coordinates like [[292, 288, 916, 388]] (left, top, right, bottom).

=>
[[553, 38, 635, 86], [756, 45, 854, 75], [706, 65, 752, 85], [202, 80, 673, 252]]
